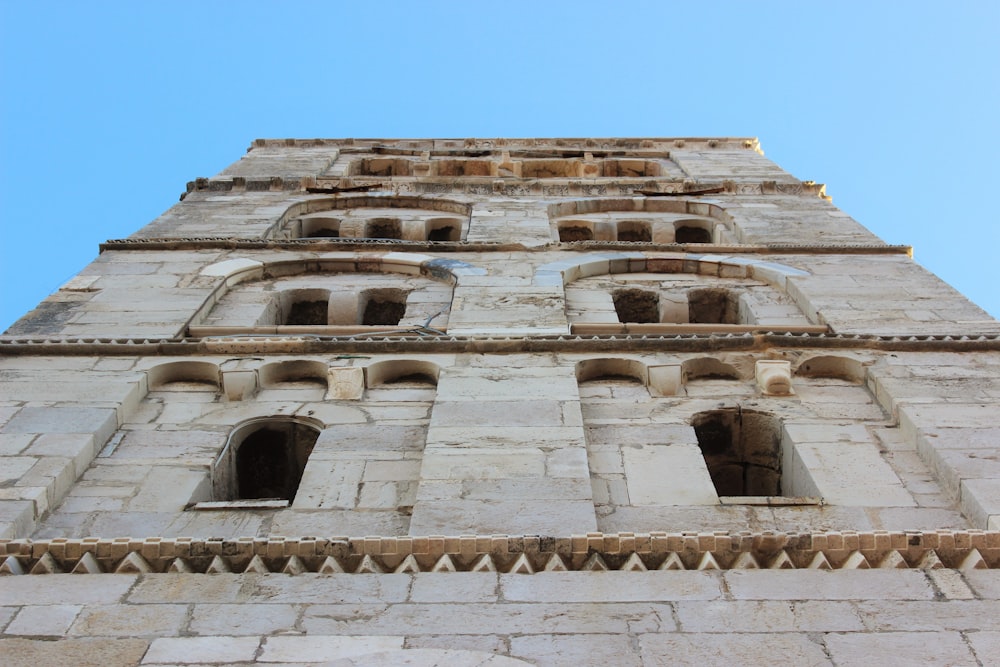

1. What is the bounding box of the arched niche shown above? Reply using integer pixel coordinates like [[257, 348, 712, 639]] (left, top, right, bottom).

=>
[[575, 358, 648, 385], [795, 355, 867, 383], [258, 360, 329, 389], [147, 361, 221, 391], [682, 357, 743, 382], [366, 360, 441, 387], [213, 416, 323, 504]]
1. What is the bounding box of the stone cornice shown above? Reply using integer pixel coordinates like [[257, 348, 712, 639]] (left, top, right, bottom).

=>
[[99, 238, 913, 255], [2, 530, 996, 574], [2, 332, 1000, 357], [248, 137, 762, 152], [183, 176, 827, 199]]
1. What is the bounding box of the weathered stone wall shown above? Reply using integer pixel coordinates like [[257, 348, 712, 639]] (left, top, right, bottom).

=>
[[2, 138, 998, 665]]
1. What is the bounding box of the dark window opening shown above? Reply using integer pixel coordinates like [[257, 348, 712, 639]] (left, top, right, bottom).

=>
[[559, 225, 594, 242], [361, 289, 408, 326], [692, 408, 781, 496], [351, 158, 412, 177], [286, 300, 328, 325], [235, 423, 319, 502], [674, 226, 712, 243], [300, 217, 341, 238], [365, 218, 402, 239], [386, 372, 437, 385], [427, 226, 455, 241], [434, 159, 492, 176], [688, 288, 740, 324], [616, 221, 651, 242], [613, 288, 659, 323]]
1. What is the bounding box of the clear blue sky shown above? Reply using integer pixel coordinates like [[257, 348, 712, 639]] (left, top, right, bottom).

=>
[[2, 1, 998, 332]]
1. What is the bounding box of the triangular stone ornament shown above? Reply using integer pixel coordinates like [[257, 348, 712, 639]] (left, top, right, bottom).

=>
[[657, 552, 686, 571], [731, 552, 760, 569], [282, 556, 307, 575], [318, 556, 346, 574], [841, 551, 871, 570], [917, 550, 944, 570], [167, 558, 195, 573], [959, 548, 989, 571], [543, 554, 569, 571], [508, 553, 535, 574], [72, 552, 103, 574], [393, 555, 422, 573], [115, 552, 153, 574], [430, 554, 458, 573], [205, 555, 232, 574], [768, 551, 795, 569], [620, 553, 648, 572], [0, 556, 25, 575], [355, 555, 385, 574], [580, 553, 609, 571], [30, 552, 63, 574], [877, 551, 908, 569], [696, 552, 720, 571], [807, 552, 833, 570], [469, 555, 497, 572], [243, 555, 270, 574]]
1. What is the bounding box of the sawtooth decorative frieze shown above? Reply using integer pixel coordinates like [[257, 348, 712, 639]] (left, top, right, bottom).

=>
[[2, 531, 997, 575]]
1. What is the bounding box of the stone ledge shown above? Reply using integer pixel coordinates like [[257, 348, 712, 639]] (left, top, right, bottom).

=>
[[1, 530, 997, 574], [2, 332, 1000, 357]]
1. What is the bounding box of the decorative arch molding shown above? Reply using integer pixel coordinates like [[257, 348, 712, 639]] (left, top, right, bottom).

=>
[[192, 254, 484, 336], [269, 195, 473, 241], [200, 253, 484, 288], [535, 252, 809, 289]]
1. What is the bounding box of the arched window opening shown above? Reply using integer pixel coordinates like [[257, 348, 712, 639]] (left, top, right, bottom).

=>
[[365, 217, 402, 239], [301, 216, 341, 238], [426, 217, 461, 242], [616, 220, 652, 242], [688, 288, 740, 324], [674, 225, 712, 244], [558, 221, 594, 242], [613, 288, 660, 323], [692, 408, 782, 496], [282, 290, 331, 326], [360, 288, 408, 326], [221, 419, 320, 503]]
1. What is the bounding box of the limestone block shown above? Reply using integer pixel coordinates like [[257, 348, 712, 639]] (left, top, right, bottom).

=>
[[221, 369, 257, 401], [648, 364, 682, 396], [127, 467, 212, 512], [639, 633, 832, 667], [408, 498, 597, 535], [324, 367, 365, 400], [792, 442, 915, 506], [5, 604, 80, 636], [825, 630, 976, 666], [623, 444, 719, 505], [756, 360, 793, 395], [142, 636, 261, 664]]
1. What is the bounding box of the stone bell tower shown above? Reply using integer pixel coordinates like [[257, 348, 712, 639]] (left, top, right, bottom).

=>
[[1, 138, 998, 665]]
